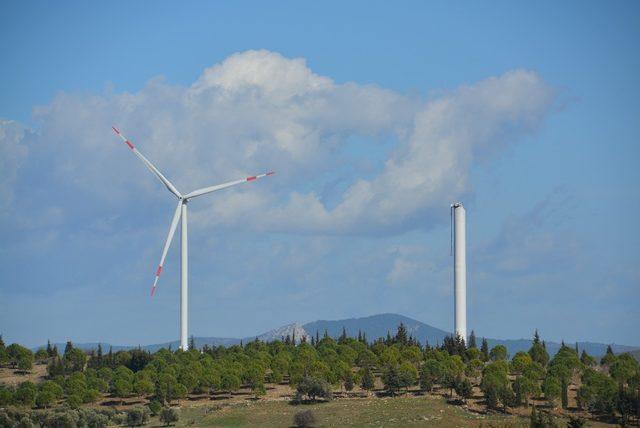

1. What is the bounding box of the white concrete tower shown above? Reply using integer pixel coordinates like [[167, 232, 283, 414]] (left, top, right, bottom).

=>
[[452, 202, 467, 342]]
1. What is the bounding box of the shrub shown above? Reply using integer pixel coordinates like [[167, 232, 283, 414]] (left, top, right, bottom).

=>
[[17, 416, 35, 428], [159, 407, 179, 426], [35, 390, 55, 409], [125, 407, 150, 427], [14, 382, 37, 407], [295, 377, 332, 402], [148, 400, 162, 416], [293, 410, 316, 428]]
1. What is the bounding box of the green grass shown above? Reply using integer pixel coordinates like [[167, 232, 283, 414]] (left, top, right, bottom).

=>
[[165, 396, 532, 427]]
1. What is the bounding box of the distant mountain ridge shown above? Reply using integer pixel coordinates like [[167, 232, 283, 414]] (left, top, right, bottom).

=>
[[38, 313, 639, 358]]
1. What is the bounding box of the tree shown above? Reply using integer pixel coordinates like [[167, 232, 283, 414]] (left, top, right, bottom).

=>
[[6, 344, 33, 372], [296, 376, 331, 401], [420, 359, 444, 392], [489, 345, 508, 361], [160, 407, 179, 426], [14, 381, 37, 407], [543, 376, 562, 408], [360, 367, 375, 392], [513, 375, 539, 407], [468, 330, 477, 349], [35, 390, 54, 409], [481, 362, 510, 410], [189, 336, 196, 350], [454, 377, 473, 403], [34, 349, 48, 363], [398, 362, 418, 392], [63, 348, 87, 373], [480, 338, 489, 362], [395, 323, 408, 346], [580, 350, 596, 367], [382, 365, 402, 396], [126, 407, 150, 427], [64, 341, 74, 356], [528, 333, 549, 367]]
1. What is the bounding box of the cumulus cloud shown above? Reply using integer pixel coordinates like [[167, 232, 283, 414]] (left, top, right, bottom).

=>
[[0, 120, 28, 213], [1, 50, 555, 238]]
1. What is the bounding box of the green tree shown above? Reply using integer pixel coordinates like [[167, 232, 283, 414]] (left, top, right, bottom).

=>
[[360, 367, 375, 392], [420, 359, 444, 392], [454, 377, 473, 403], [382, 364, 402, 396], [468, 330, 477, 349], [160, 407, 179, 426], [14, 381, 37, 407], [480, 338, 489, 362], [398, 362, 418, 392], [35, 390, 54, 409], [543, 375, 562, 408], [489, 345, 508, 361], [63, 348, 87, 373]]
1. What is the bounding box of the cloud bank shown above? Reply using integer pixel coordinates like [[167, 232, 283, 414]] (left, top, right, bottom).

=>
[[1, 50, 555, 239]]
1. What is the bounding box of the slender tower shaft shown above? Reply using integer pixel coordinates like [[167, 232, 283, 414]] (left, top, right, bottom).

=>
[[180, 201, 189, 351], [453, 203, 467, 341]]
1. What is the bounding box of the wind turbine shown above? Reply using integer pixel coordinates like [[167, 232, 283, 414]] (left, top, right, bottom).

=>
[[113, 127, 274, 350]]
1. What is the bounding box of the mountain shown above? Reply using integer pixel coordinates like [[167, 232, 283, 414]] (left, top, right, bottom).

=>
[[36, 313, 639, 358], [257, 323, 308, 343], [303, 313, 449, 345]]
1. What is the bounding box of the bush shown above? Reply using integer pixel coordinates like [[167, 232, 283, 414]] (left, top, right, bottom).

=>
[[35, 390, 55, 409], [125, 407, 150, 427], [159, 407, 179, 426], [148, 400, 162, 416], [17, 416, 35, 428], [81, 408, 109, 428], [293, 410, 316, 428], [295, 377, 332, 402], [14, 382, 37, 407]]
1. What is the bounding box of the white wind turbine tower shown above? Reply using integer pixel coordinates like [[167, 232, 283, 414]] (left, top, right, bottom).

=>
[[451, 202, 467, 342], [113, 127, 274, 351]]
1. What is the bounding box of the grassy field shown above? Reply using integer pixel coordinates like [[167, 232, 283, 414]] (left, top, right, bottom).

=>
[[162, 395, 533, 427]]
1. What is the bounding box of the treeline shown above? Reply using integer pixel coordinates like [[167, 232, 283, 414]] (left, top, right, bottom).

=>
[[1, 327, 639, 426]]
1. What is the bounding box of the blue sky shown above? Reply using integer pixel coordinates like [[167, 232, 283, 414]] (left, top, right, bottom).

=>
[[1, 1, 638, 348]]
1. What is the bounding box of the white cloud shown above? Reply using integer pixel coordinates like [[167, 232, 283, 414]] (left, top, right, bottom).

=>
[[1, 50, 555, 238], [0, 120, 28, 213]]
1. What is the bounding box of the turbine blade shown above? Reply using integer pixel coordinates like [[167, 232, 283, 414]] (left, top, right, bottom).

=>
[[185, 171, 275, 199], [151, 201, 183, 296], [112, 127, 182, 198]]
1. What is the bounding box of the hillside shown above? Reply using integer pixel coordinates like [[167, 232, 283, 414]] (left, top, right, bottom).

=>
[[39, 313, 639, 358]]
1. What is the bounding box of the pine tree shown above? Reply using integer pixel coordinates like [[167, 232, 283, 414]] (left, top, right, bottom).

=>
[[52, 345, 59, 358], [362, 331, 367, 345], [339, 327, 347, 343], [358, 330, 362, 342], [189, 335, 196, 350], [386, 331, 392, 346], [468, 330, 477, 349], [574, 342, 579, 355], [323, 329, 329, 339], [533, 329, 540, 345], [64, 341, 73, 356], [481, 338, 489, 361], [395, 323, 408, 346], [315, 330, 320, 344], [46, 340, 53, 357], [0, 335, 4, 348], [292, 331, 296, 345]]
